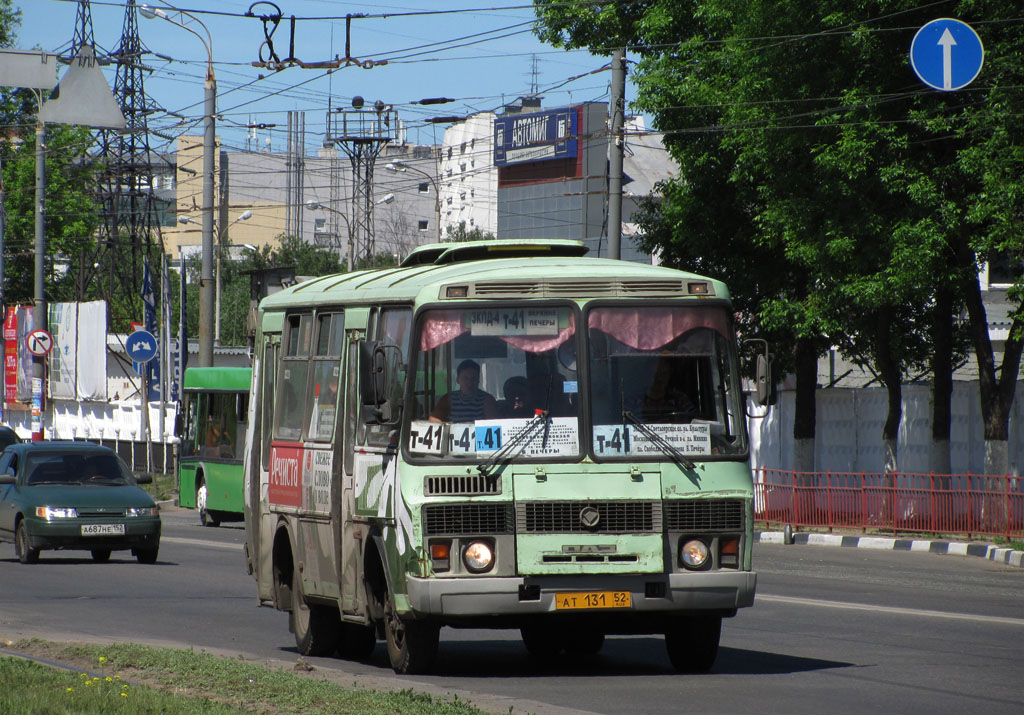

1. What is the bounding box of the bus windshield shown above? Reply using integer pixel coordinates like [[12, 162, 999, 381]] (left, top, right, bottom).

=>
[[587, 305, 746, 459], [408, 305, 580, 460]]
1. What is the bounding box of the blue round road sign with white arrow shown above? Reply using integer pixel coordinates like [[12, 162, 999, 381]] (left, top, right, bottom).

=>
[[910, 18, 984, 91], [126, 330, 158, 364]]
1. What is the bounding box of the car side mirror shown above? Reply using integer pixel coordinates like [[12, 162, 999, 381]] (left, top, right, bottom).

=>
[[0, 473, 15, 485], [135, 474, 153, 485]]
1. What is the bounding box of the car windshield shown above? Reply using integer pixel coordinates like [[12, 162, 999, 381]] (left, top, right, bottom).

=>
[[24, 453, 132, 485]]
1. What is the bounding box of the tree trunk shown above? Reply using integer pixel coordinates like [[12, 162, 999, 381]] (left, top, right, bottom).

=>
[[792, 337, 818, 474], [875, 307, 903, 474], [929, 286, 954, 477]]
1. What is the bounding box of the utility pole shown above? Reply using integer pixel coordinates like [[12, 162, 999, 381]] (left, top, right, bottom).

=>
[[607, 48, 626, 261]]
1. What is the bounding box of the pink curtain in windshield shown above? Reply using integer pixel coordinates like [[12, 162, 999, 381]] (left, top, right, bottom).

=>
[[419, 311, 574, 353], [587, 306, 730, 350]]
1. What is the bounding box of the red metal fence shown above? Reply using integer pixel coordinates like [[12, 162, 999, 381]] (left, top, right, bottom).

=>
[[754, 468, 1024, 540]]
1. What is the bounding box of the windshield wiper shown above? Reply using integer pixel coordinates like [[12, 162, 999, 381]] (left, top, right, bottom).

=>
[[477, 410, 550, 477], [621, 410, 696, 470]]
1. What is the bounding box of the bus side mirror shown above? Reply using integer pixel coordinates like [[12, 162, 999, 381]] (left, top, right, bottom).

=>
[[756, 353, 776, 406], [744, 338, 777, 407], [360, 341, 398, 424]]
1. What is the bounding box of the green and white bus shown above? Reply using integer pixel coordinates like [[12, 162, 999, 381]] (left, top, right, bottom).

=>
[[178, 366, 251, 527], [243, 240, 770, 674]]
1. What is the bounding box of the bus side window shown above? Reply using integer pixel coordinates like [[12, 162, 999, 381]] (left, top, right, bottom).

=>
[[307, 312, 344, 442], [366, 307, 411, 446], [261, 340, 278, 471], [275, 314, 312, 441], [343, 338, 359, 475]]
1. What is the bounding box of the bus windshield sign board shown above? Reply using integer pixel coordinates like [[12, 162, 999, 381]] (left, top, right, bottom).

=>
[[910, 18, 984, 91]]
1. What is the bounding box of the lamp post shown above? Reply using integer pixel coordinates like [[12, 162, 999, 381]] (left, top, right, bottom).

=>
[[180, 209, 251, 346], [141, 2, 217, 366], [385, 161, 441, 241], [305, 200, 354, 271]]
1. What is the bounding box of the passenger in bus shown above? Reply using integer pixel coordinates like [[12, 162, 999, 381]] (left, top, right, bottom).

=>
[[496, 376, 531, 418], [429, 359, 497, 422], [203, 424, 234, 458], [644, 357, 698, 422], [528, 372, 574, 417]]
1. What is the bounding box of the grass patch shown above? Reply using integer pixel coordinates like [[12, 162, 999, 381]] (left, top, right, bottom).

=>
[[2, 640, 487, 714], [137, 471, 177, 502]]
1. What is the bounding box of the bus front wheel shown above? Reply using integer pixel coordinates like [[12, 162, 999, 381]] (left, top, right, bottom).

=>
[[290, 569, 340, 657], [664, 615, 721, 673], [384, 589, 438, 674]]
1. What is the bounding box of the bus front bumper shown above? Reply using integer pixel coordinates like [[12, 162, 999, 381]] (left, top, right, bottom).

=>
[[406, 571, 756, 620]]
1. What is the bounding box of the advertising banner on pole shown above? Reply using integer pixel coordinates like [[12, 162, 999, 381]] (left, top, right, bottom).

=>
[[4, 307, 18, 404]]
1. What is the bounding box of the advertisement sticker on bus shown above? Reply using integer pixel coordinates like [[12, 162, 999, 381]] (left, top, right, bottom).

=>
[[269, 445, 302, 507]]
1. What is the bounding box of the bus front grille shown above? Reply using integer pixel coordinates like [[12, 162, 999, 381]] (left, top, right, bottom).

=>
[[423, 503, 514, 535], [517, 501, 661, 534], [663, 499, 745, 531], [424, 473, 501, 496]]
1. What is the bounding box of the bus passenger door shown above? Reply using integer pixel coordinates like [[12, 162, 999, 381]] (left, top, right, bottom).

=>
[[339, 324, 365, 614]]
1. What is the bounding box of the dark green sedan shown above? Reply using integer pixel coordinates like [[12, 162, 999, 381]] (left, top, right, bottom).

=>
[[0, 442, 161, 564]]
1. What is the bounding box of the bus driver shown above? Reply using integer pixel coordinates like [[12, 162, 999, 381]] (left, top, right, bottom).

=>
[[429, 359, 497, 423]]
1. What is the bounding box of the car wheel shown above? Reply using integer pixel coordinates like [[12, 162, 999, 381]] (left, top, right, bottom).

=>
[[384, 588, 438, 674], [290, 568, 340, 657], [91, 549, 112, 563], [665, 615, 721, 673], [15, 520, 39, 564], [134, 545, 159, 564], [197, 478, 220, 527]]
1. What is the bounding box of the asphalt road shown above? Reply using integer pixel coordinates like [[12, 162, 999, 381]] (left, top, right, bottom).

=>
[[1, 506, 1022, 715]]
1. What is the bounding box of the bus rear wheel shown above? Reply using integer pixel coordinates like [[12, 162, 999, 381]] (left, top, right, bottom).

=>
[[197, 478, 220, 527], [290, 569, 339, 657], [384, 590, 438, 674], [664, 615, 721, 673]]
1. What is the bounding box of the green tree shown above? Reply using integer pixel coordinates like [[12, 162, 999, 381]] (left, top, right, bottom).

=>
[[444, 221, 496, 243], [535, 0, 1023, 474]]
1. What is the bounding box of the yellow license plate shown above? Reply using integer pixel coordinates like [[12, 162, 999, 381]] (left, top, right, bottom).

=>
[[554, 590, 631, 610]]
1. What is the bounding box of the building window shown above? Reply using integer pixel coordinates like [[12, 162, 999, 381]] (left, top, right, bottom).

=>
[[418, 220, 429, 231], [418, 182, 429, 193]]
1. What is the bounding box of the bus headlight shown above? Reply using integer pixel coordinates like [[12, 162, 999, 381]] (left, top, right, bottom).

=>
[[679, 539, 710, 569], [462, 541, 494, 573]]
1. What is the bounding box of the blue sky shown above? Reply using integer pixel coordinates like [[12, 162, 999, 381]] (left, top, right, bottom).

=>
[[17, 0, 637, 154]]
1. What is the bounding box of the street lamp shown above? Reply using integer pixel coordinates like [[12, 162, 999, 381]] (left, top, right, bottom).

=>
[[141, 2, 217, 367], [180, 210, 251, 346], [305, 200, 354, 271], [385, 161, 441, 241]]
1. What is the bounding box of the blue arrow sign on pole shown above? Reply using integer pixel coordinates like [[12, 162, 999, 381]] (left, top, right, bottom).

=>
[[126, 330, 158, 364], [910, 18, 984, 91]]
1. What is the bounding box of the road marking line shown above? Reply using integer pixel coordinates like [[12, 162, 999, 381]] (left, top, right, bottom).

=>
[[757, 593, 1024, 627], [161, 536, 242, 551]]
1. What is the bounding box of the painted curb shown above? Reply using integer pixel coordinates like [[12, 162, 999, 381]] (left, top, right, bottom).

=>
[[756, 531, 1024, 569]]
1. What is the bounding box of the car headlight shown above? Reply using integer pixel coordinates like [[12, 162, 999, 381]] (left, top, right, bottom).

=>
[[462, 540, 494, 573], [36, 506, 77, 519], [679, 538, 710, 569], [127, 506, 159, 517]]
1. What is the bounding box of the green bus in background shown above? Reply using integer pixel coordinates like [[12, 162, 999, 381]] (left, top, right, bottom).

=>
[[177, 366, 251, 527]]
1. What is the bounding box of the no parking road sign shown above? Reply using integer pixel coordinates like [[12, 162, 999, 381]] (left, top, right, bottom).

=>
[[910, 18, 984, 91]]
